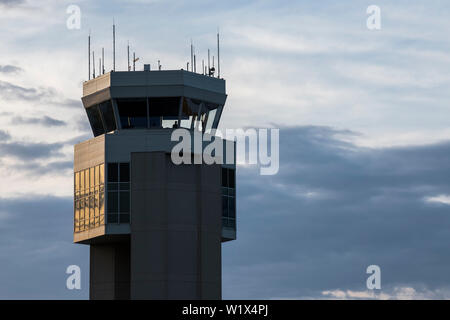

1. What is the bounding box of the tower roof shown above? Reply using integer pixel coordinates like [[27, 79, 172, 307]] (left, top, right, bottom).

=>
[[82, 70, 227, 109]]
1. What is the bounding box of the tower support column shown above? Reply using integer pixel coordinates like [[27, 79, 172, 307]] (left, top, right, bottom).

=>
[[130, 152, 222, 299], [90, 240, 130, 300]]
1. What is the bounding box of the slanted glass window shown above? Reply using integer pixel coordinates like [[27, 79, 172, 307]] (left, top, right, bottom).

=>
[[187, 99, 207, 131], [117, 98, 148, 129], [204, 108, 217, 133], [99, 100, 117, 132], [196, 110, 207, 132], [149, 97, 181, 128], [180, 97, 195, 129], [86, 105, 104, 136], [107, 162, 131, 224]]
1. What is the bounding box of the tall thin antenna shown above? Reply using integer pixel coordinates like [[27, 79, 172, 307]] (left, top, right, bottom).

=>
[[217, 29, 220, 78], [208, 49, 210, 76], [102, 47, 105, 74], [127, 41, 130, 71], [88, 33, 91, 80], [191, 39, 194, 71], [113, 19, 116, 71], [93, 51, 96, 78], [194, 54, 196, 73]]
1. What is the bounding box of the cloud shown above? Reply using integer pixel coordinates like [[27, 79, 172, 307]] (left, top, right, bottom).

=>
[[0, 80, 52, 101], [0, 64, 22, 73], [1, 0, 450, 299], [222, 126, 450, 299], [321, 286, 450, 300], [0, 131, 89, 179], [0, 80, 82, 108], [0, 140, 64, 159], [11, 115, 66, 127], [64, 133, 93, 146], [0, 0, 23, 6], [0, 130, 11, 141], [1, 125, 450, 299], [424, 195, 450, 206], [0, 195, 88, 299], [11, 159, 73, 176]]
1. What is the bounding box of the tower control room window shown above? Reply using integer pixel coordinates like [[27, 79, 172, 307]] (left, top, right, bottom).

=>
[[117, 98, 148, 129], [98, 100, 117, 132], [180, 97, 195, 129], [107, 162, 130, 224], [85, 101, 117, 137], [86, 106, 104, 136], [148, 97, 180, 128], [180, 98, 221, 132], [204, 108, 217, 133], [221, 167, 236, 229]]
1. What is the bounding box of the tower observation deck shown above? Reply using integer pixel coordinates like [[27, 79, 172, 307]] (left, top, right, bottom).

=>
[[73, 69, 236, 299]]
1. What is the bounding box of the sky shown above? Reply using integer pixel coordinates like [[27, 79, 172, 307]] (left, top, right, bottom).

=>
[[1, 0, 450, 299]]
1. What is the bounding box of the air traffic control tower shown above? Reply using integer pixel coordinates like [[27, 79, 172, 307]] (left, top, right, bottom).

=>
[[73, 69, 236, 299]]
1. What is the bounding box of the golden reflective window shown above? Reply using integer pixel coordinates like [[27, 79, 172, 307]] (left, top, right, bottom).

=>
[[100, 164, 104, 184], [80, 171, 84, 196], [94, 165, 99, 187], [75, 172, 79, 192], [100, 191, 105, 215], [74, 164, 106, 233], [90, 167, 95, 189], [85, 169, 89, 190]]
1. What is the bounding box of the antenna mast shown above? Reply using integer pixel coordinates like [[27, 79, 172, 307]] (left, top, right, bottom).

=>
[[127, 41, 130, 71], [102, 47, 105, 74], [93, 51, 96, 78], [190, 40, 193, 72], [88, 33, 91, 80], [113, 20, 116, 71], [217, 30, 220, 78]]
